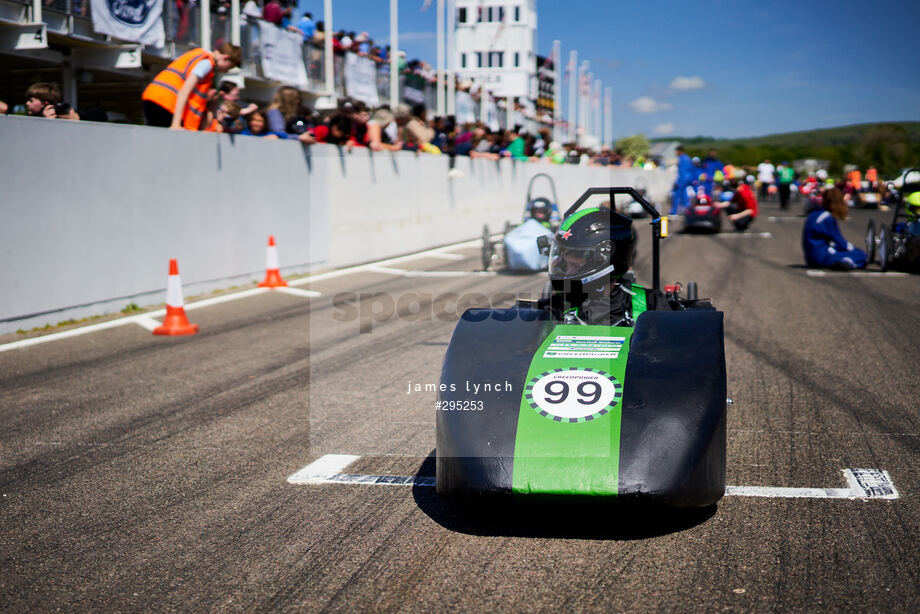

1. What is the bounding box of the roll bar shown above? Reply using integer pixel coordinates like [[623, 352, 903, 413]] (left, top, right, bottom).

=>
[[526, 173, 560, 205], [564, 187, 666, 291]]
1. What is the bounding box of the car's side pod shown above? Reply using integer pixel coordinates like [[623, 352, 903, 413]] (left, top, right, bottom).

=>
[[436, 308, 553, 497], [618, 310, 727, 507]]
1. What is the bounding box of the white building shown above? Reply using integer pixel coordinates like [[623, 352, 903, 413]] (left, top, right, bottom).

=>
[[454, 0, 538, 100]]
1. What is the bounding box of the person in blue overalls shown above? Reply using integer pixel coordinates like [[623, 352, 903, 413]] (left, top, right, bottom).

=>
[[670, 145, 695, 215], [701, 149, 724, 196], [802, 187, 867, 269]]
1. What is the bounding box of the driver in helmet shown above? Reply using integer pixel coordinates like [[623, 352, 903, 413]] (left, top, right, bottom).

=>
[[547, 207, 669, 326], [525, 197, 559, 229], [906, 191, 920, 235]]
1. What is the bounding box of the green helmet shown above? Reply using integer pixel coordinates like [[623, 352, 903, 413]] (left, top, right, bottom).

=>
[[907, 191, 920, 219]]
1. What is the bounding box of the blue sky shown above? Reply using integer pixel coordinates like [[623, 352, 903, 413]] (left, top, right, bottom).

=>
[[295, 0, 920, 139]]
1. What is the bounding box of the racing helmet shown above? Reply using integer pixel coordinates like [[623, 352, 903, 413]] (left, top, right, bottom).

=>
[[549, 207, 636, 292], [529, 197, 553, 223], [906, 191, 920, 219], [694, 192, 712, 206]]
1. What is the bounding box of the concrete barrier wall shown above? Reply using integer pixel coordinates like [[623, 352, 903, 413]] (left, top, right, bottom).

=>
[[0, 115, 674, 334]]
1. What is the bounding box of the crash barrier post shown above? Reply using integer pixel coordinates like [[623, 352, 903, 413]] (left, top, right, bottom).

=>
[[153, 259, 199, 336]]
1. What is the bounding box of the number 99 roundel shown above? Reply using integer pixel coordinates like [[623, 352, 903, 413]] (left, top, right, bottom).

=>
[[525, 368, 623, 423]]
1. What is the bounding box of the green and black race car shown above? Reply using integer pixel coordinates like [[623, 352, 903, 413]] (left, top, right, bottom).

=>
[[437, 187, 727, 508]]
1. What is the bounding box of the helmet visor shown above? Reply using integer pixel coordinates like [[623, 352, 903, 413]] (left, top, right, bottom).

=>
[[548, 240, 612, 281]]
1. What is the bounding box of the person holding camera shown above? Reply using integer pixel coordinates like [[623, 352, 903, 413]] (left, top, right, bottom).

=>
[[24, 82, 80, 120]]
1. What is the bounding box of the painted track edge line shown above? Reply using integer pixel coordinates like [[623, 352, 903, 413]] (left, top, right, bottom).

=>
[[133, 315, 162, 332]]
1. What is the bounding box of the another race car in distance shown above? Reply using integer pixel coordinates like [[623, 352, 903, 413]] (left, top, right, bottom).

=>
[[482, 173, 560, 272], [681, 192, 723, 233], [866, 169, 920, 272], [437, 187, 727, 509]]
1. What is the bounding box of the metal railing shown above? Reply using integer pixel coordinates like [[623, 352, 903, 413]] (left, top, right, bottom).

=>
[[6, 0, 489, 117]]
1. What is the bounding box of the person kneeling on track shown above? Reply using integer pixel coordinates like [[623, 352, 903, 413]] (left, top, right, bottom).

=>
[[547, 207, 669, 326], [802, 187, 867, 270], [716, 177, 759, 231]]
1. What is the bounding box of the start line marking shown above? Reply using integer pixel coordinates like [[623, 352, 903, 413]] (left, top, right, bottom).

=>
[[288, 455, 899, 500]]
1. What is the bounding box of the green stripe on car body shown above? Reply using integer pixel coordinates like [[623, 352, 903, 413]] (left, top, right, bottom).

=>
[[511, 324, 633, 496]]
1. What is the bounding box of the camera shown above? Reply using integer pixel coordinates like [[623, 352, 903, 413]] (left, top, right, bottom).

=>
[[53, 102, 71, 116]]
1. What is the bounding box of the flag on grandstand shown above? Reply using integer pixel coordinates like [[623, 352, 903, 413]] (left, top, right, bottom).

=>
[[90, 0, 165, 47]]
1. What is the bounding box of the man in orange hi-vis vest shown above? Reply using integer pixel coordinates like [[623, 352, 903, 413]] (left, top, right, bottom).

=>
[[142, 43, 242, 131]]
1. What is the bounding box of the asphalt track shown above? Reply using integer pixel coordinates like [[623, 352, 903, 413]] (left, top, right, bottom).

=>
[[1, 199, 918, 612]]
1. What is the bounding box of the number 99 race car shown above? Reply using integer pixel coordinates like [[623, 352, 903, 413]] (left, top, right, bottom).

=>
[[437, 187, 727, 508]]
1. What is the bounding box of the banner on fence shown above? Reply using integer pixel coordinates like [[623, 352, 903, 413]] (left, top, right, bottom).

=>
[[259, 22, 309, 89], [90, 0, 165, 47], [343, 53, 380, 107]]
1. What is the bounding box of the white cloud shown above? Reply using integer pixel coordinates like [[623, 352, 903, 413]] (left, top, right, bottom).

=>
[[669, 76, 706, 91], [654, 123, 675, 135], [629, 96, 672, 114]]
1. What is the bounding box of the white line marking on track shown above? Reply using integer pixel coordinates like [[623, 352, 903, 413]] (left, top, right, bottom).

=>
[[0, 317, 141, 353], [287, 454, 361, 484], [0, 237, 485, 353], [289, 456, 900, 500], [182, 287, 270, 310], [364, 266, 412, 276], [364, 266, 496, 278], [426, 252, 467, 261], [288, 238, 483, 286], [133, 315, 162, 332], [716, 232, 773, 238], [724, 486, 854, 498], [0, 288, 277, 353], [273, 287, 322, 298], [403, 270, 497, 278], [768, 216, 804, 222], [807, 270, 910, 277]]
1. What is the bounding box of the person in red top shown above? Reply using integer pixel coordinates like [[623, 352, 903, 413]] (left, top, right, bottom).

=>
[[717, 177, 759, 231], [310, 113, 361, 150]]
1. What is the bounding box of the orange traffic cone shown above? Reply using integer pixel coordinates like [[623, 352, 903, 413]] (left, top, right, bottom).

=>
[[153, 259, 199, 336], [258, 235, 288, 288]]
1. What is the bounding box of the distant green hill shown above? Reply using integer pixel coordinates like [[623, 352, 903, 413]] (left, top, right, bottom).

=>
[[653, 122, 920, 177]]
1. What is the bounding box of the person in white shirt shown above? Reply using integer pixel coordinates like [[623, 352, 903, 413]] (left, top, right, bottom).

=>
[[757, 158, 776, 200]]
